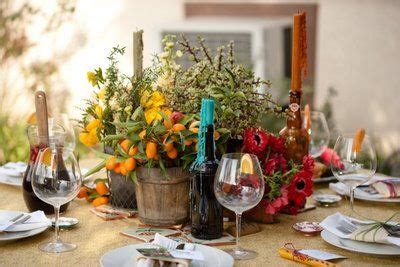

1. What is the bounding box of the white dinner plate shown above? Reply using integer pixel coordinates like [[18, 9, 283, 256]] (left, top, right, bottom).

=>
[[0, 174, 23, 187], [0, 226, 48, 242], [321, 230, 400, 256], [100, 243, 234, 267], [331, 187, 400, 203]]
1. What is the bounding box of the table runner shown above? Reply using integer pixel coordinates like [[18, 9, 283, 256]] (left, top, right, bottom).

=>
[[1, 160, 400, 266]]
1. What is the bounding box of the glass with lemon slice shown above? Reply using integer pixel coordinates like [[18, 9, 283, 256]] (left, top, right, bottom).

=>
[[214, 153, 265, 260]]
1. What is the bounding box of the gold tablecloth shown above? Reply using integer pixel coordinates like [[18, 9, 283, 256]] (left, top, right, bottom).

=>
[[1, 160, 400, 266]]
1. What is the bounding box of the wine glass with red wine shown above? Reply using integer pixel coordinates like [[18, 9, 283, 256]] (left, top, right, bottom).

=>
[[32, 146, 81, 253], [214, 153, 265, 260]]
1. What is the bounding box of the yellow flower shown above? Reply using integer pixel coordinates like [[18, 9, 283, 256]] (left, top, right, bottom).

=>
[[144, 107, 162, 125], [140, 91, 166, 109], [79, 129, 99, 147], [95, 105, 103, 118], [150, 91, 165, 107], [162, 107, 172, 117], [86, 119, 101, 132], [140, 90, 152, 108], [87, 71, 96, 86], [98, 87, 106, 101]]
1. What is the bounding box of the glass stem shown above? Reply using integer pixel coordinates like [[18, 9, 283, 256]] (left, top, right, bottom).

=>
[[54, 206, 61, 243], [235, 212, 242, 252], [350, 186, 355, 216]]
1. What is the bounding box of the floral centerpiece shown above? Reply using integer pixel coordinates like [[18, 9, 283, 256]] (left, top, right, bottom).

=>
[[242, 127, 314, 220], [78, 33, 312, 224]]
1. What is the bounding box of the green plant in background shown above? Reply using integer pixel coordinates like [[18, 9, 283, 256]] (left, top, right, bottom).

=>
[[0, 0, 77, 164], [157, 35, 283, 137], [0, 116, 29, 165]]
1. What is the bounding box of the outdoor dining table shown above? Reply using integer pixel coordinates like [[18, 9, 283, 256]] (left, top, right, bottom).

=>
[[1, 159, 400, 267]]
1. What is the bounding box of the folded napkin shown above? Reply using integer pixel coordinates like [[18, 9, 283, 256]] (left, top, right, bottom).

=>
[[136, 233, 203, 267], [0, 211, 51, 232], [329, 174, 400, 199], [0, 162, 27, 177], [320, 212, 400, 246]]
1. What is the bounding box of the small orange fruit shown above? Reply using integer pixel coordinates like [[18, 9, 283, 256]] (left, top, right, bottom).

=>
[[146, 142, 157, 159], [120, 165, 128, 175], [184, 140, 193, 146], [77, 187, 88, 198], [128, 146, 138, 156], [114, 163, 121, 174], [189, 127, 199, 134], [124, 158, 136, 171], [105, 156, 116, 170], [139, 130, 146, 139], [95, 181, 109, 196], [120, 139, 131, 153], [164, 141, 174, 152], [92, 196, 109, 207], [172, 123, 186, 133], [167, 147, 178, 159], [214, 131, 220, 140], [163, 119, 172, 130]]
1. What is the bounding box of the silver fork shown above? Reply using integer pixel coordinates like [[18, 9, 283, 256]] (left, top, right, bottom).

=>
[[336, 218, 358, 235]]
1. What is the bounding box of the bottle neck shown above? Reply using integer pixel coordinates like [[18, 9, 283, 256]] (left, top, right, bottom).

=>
[[204, 125, 216, 161], [286, 91, 302, 129]]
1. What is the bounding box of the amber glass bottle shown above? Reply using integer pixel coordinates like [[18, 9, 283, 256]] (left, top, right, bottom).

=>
[[279, 91, 309, 164]]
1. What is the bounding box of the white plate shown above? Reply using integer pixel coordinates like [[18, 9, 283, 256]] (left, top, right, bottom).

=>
[[331, 186, 400, 203], [100, 243, 234, 267], [321, 230, 400, 256], [0, 174, 23, 187], [0, 226, 48, 241]]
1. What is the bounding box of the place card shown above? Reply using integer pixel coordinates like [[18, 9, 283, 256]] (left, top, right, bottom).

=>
[[120, 227, 181, 242], [298, 249, 346, 261]]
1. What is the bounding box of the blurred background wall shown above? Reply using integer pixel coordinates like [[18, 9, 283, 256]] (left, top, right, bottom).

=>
[[1, 0, 400, 165]]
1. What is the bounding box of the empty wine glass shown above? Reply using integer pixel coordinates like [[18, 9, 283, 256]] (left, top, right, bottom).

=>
[[32, 146, 82, 253], [331, 133, 377, 214], [303, 111, 330, 158], [214, 153, 265, 260]]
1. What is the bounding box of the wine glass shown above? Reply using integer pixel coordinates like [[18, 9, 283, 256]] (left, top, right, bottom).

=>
[[214, 153, 265, 260], [32, 146, 82, 253], [303, 111, 330, 158], [331, 133, 377, 214]]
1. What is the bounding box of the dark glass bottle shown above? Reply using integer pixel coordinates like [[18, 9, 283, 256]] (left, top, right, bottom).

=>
[[190, 125, 223, 240], [279, 91, 309, 164]]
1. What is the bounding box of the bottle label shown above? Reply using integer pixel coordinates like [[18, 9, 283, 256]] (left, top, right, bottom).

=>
[[289, 103, 300, 113]]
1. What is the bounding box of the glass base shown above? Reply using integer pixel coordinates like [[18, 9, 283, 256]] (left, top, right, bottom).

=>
[[39, 241, 77, 253], [224, 247, 258, 260]]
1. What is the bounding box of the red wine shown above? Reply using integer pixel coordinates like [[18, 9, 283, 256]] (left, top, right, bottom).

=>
[[22, 145, 69, 214], [190, 125, 223, 239]]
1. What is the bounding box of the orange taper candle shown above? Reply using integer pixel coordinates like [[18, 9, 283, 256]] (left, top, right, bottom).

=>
[[291, 11, 308, 91]]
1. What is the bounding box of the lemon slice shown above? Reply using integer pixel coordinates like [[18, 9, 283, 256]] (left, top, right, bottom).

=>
[[240, 154, 254, 174], [41, 147, 53, 166]]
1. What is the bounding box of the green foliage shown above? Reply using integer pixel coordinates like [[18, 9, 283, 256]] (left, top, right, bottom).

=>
[[157, 35, 283, 137], [0, 115, 29, 165]]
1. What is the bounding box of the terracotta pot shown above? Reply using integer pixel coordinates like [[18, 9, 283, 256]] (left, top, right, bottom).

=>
[[135, 167, 191, 226]]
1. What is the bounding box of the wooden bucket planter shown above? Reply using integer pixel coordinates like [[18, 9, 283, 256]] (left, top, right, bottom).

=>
[[135, 167, 191, 226]]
